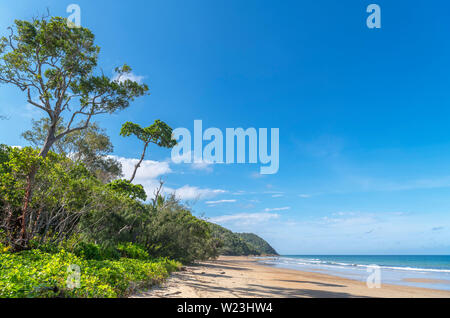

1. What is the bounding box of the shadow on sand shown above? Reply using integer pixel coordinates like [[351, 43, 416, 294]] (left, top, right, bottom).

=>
[[181, 261, 368, 298]]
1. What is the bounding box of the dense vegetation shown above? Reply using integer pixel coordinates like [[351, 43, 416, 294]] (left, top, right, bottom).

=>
[[0, 143, 219, 297], [0, 15, 275, 298], [0, 15, 218, 298], [235, 233, 278, 255], [209, 223, 278, 256], [0, 242, 181, 298]]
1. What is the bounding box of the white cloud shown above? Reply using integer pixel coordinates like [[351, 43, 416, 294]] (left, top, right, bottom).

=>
[[264, 191, 284, 196], [299, 194, 311, 198], [210, 212, 280, 225], [192, 161, 214, 172], [111, 156, 171, 198], [170, 151, 191, 164], [113, 72, 144, 84], [111, 156, 225, 202], [205, 199, 236, 205], [169, 185, 226, 201], [264, 207, 290, 212], [113, 156, 171, 181]]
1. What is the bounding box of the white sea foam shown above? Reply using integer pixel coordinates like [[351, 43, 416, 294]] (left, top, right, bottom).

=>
[[261, 256, 450, 274]]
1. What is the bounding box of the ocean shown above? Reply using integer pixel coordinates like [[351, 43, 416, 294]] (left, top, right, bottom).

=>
[[257, 255, 450, 291]]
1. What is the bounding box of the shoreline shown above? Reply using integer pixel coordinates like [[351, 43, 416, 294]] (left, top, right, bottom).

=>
[[132, 256, 450, 298]]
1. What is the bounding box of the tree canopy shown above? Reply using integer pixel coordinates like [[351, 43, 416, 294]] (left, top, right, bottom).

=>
[[0, 16, 149, 240], [0, 16, 149, 157], [22, 118, 122, 183], [120, 120, 176, 182]]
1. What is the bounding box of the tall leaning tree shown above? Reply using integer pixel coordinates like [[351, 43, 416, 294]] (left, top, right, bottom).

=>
[[120, 120, 176, 183], [0, 16, 148, 239]]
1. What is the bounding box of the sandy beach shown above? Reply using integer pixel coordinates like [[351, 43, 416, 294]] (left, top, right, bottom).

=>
[[132, 256, 450, 298]]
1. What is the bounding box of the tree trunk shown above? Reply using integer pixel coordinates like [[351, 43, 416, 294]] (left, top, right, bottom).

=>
[[18, 122, 57, 247], [129, 142, 148, 183], [19, 167, 37, 244], [39, 132, 56, 158]]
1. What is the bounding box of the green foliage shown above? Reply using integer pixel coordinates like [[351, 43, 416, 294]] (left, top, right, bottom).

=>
[[0, 147, 40, 207], [72, 242, 150, 262], [235, 233, 278, 255], [0, 16, 148, 159], [0, 141, 274, 296], [116, 242, 149, 260], [107, 179, 147, 201], [72, 242, 120, 261], [208, 223, 278, 256], [120, 120, 176, 182], [0, 16, 148, 111], [0, 146, 108, 249], [0, 14, 277, 299], [0, 247, 181, 298], [140, 196, 219, 263], [0, 14, 148, 250], [22, 119, 122, 183], [120, 120, 177, 148]]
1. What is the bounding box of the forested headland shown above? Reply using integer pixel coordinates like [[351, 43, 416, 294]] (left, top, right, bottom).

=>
[[209, 223, 278, 256]]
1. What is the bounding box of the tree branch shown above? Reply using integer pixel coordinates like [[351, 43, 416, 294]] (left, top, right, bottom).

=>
[[27, 88, 53, 117]]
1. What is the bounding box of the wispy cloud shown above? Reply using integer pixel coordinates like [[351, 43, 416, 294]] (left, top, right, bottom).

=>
[[205, 199, 236, 205], [264, 207, 290, 212], [210, 212, 280, 225], [264, 191, 284, 198], [169, 185, 226, 201]]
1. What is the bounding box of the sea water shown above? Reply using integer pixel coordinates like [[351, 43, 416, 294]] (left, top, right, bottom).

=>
[[257, 255, 450, 291]]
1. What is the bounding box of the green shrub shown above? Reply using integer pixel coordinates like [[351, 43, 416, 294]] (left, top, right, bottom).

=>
[[0, 249, 181, 298], [116, 242, 149, 260], [72, 242, 121, 261]]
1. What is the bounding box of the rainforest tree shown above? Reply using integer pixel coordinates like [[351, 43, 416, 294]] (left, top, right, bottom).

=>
[[22, 118, 122, 183], [120, 120, 176, 182], [0, 16, 148, 247], [0, 17, 148, 158]]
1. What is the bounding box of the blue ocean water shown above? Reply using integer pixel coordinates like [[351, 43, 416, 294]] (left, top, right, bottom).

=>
[[257, 255, 450, 291]]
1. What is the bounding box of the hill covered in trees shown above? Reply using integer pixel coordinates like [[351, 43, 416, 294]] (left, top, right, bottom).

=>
[[208, 223, 278, 256], [235, 233, 278, 255]]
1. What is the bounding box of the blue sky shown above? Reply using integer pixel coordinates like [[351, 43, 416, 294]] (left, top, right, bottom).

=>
[[1, 0, 450, 254]]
